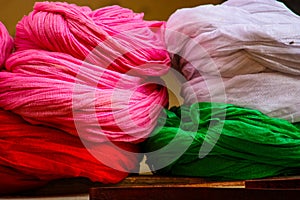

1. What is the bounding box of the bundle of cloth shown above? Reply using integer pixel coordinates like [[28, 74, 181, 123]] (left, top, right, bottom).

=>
[[166, 0, 300, 122], [0, 2, 170, 143], [143, 102, 300, 180], [142, 0, 300, 180], [0, 49, 168, 143], [0, 1, 170, 195], [15, 3, 170, 76], [0, 109, 141, 195], [15, 2, 170, 76]]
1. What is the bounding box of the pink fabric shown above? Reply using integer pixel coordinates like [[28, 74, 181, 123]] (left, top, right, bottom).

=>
[[0, 22, 13, 68], [0, 2, 170, 143], [15, 2, 170, 76], [0, 50, 168, 143]]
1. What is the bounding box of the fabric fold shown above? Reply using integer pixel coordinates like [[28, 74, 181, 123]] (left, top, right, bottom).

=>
[[1, 2, 170, 143], [0, 49, 168, 143], [0, 109, 141, 195], [15, 2, 170, 76], [166, 0, 300, 122], [143, 102, 300, 180]]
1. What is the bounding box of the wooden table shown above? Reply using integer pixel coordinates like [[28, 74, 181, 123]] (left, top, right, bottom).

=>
[[4, 175, 300, 199], [90, 175, 300, 200]]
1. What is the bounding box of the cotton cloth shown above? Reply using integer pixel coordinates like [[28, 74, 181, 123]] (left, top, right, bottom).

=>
[[0, 109, 141, 195], [15, 2, 170, 76], [181, 72, 300, 122], [0, 2, 170, 143], [0, 17, 141, 195], [143, 102, 300, 180], [0, 50, 168, 143], [166, 0, 300, 122]]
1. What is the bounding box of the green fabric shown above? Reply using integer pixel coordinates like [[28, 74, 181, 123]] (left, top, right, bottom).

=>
[[142, 102, 300, 180]]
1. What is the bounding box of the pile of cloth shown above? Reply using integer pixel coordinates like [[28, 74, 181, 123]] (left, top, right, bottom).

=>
[[143, 0, 300, 180], [0, 2, 169, 195], [0, 109, 140, 195], [0, 2, 170, 143], [166, 0, 300, 122], [2, 0, 300, 195], [143, 102, 300, 180]]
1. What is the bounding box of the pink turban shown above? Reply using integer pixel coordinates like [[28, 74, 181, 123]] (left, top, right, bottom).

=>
[[15, 2, 170, 76], [0, 49, 168, 143], [0, 2, 170, 143]]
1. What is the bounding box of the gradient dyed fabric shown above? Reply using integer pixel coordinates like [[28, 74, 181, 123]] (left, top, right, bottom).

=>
[[0, 109, 141, 195], [0, 2, 170, 143], [0, 22, 13, 68], [143, 102, 300, 180], [166, 0, 300, 122]]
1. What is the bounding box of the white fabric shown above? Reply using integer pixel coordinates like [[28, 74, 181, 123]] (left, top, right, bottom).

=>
[[181, 72, 300, 122], [166, 0, 300, 122]]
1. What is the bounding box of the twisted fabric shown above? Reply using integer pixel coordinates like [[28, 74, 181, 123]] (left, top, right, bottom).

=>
[[143, 102, 300, 180], [0, 21, 13, 68], [0, 109, 141, 195], [166, 0, 300, 122], [0, 49, 168, 143], [0, 2, 170, 143], [15, 2, 170, 76]]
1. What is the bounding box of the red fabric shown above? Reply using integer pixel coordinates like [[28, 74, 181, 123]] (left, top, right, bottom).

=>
[[0, 109, 141, 195], [0, 166, 46, 195]]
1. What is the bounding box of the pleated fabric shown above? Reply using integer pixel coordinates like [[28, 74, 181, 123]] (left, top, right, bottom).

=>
[[0, 109, 141, 195], [0, 21, 13, 68], [166, 0, 300, 122], [143, 102, 300, 180]]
